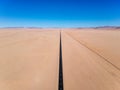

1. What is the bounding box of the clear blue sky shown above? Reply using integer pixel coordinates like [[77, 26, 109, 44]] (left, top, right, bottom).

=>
[[0, 0, 120, 27]]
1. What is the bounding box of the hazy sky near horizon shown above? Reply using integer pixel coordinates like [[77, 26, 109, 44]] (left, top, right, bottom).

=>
[[0, 0, 120, 27]]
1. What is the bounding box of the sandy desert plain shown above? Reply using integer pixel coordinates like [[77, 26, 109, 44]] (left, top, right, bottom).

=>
[[0, 28, 120, 90]]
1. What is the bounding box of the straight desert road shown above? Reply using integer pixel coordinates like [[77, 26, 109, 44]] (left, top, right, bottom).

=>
[[0, 29, 60, 90], [62, 30, 120, 90], [0, 28, 120, 90]]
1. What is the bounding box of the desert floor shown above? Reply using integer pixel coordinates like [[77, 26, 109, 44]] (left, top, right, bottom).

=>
[[0, 28, 120, 90]]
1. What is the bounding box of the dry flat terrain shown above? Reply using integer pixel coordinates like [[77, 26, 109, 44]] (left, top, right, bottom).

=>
[[0, 28, 120, 90], [62, 29, 120, 90], [0, 29, 60, 90]]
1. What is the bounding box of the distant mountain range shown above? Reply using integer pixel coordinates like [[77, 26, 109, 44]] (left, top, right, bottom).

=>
[[0, 26, 120, 29], [94, 26, 120, 29]]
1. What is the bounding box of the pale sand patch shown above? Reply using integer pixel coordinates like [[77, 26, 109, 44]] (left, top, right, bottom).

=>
[[62, 29, 120, 90], [0, 29, 59, 90], [64, 29, 120, 69]]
